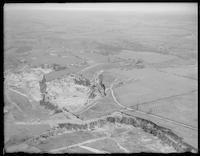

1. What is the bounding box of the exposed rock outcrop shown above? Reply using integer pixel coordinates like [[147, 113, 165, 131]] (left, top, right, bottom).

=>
[[39, 99, 62, 114], [73, 74, 90, 86], [39, 75, 47, 102], [73, 72, 106, 98], [38, 71, 106, 114], [26, 112, 197, 153], [88, 71, 106, 98], [96, 72, 106, 96], [39, 75, 47, 94], [39, 75, 61, 113]]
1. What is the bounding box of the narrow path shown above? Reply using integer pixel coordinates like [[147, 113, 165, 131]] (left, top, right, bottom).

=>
[[9, 88, 29, 99], [77, 88, 111, 115], [111, 138, 129, 153], [115, 142, 129, 153], [8, 87, 34, 104], [15, 122, 41, 125], [77, 101, 97, 115], [79, 145, 110, 153], [50, 137, 107, 153], [110, 84, 132, 111], [80, 63, 103, 73], [5, 89, 24, 113]]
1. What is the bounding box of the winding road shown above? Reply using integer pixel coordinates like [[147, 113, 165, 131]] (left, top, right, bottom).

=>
[[109, 82, 198, 131]]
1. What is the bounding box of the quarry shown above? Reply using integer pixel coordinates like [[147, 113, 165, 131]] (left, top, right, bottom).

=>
[[4, 63, 197, 153], [4, 3, 198, 154]]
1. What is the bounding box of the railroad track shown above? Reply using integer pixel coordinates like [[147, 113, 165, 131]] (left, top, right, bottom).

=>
[[110, 85, 198, 131]]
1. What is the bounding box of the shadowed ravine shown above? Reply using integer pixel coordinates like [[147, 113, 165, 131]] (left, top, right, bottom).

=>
[[26, 111, 197, 153]]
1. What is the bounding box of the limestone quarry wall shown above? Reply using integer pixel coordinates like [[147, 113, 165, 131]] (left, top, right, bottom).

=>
[[27, 112, 197, 153]]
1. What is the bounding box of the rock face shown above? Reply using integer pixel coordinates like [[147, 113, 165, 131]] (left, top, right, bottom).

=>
[[26, 112, 197, 153], [40, 99, 62, 114], [96, 72, 106, 96], [73, 74, 90, 87], [73, 71, 106, 99], [39, 75, 62, 113], [39, 75, 47, 94], [38, 71, 106, 113], [88, 71, 106, 98], [39, 75, 47, 101], [73, 73, 106, 97]]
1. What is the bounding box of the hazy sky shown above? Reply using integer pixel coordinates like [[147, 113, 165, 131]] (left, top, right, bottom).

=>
[[4, 3, 197, 14]]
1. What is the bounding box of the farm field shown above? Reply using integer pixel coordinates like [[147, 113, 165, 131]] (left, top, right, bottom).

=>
[[113, 68, 197, 108], [4, 3, 198, 153]]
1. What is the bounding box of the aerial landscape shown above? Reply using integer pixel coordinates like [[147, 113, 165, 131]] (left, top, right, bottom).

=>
[[4, 3, 198, 153]]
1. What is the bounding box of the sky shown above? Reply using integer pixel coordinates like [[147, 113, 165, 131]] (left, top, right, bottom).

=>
[[4, 3, 197, 14]]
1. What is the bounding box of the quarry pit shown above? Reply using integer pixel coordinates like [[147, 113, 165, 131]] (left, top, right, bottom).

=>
[[4, 65, 197, 153]]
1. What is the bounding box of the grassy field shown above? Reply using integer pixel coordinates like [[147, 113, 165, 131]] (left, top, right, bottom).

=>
[[114, 68, 197, 105], [137, 91, 198, 127], [33, 131, 103, 151], [83, 138, 126, 153], [4, 122, 51, 148], [4, 9, 197, 70], [4, 5, 198, 153], [79, 91, 121, 120], [58, 146, 93, 153]]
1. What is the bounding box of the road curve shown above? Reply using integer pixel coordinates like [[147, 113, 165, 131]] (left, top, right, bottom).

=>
[[110, 84, 198, 131]]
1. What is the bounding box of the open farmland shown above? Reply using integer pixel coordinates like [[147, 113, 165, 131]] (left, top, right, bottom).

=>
[[114, 68, 197, 107], [4, 3, 198, 153]]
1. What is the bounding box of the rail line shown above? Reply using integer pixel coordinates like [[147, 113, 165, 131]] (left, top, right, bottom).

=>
[[134, 89, 197, 107], [156, 68, 197, 81], [110, 84, 198, 131]]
